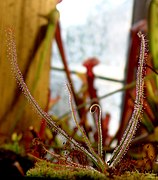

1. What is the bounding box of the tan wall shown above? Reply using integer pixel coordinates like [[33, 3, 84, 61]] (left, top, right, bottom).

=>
[[0, 0, 58, 144]]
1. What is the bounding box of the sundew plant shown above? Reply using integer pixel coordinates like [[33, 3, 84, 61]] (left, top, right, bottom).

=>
[[6, 27, 147, 174]]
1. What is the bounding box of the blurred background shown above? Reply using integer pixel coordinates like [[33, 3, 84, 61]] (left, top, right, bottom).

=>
[[50, 0, 134, 136]]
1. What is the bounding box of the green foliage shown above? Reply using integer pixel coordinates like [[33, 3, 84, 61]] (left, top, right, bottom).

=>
[[148, 0, 158, 92], [148, 0, 158, 69], [0, 132, 25, 155]]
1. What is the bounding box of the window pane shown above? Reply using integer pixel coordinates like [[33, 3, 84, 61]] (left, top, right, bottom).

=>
[[50, 0, 134, 136]]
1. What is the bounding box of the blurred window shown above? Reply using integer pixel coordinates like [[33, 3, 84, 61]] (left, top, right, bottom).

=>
[[50, 0, 134, 136]]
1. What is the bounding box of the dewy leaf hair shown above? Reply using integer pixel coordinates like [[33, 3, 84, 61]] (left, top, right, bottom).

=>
[[6, 26, 147, 173], [108, 31, 147, 168], [5, 27, 105, 172], [90, 104, 103, 159], [66, 84, 106, 172]]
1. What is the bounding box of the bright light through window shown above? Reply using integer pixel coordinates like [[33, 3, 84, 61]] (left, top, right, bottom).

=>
[[50, 0, 134, 136]]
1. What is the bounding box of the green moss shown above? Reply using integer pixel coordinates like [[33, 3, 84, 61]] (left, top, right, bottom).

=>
[[26, 160, 158, 179], [113, 171, 158, 180], [26, 160, 108, 179]]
